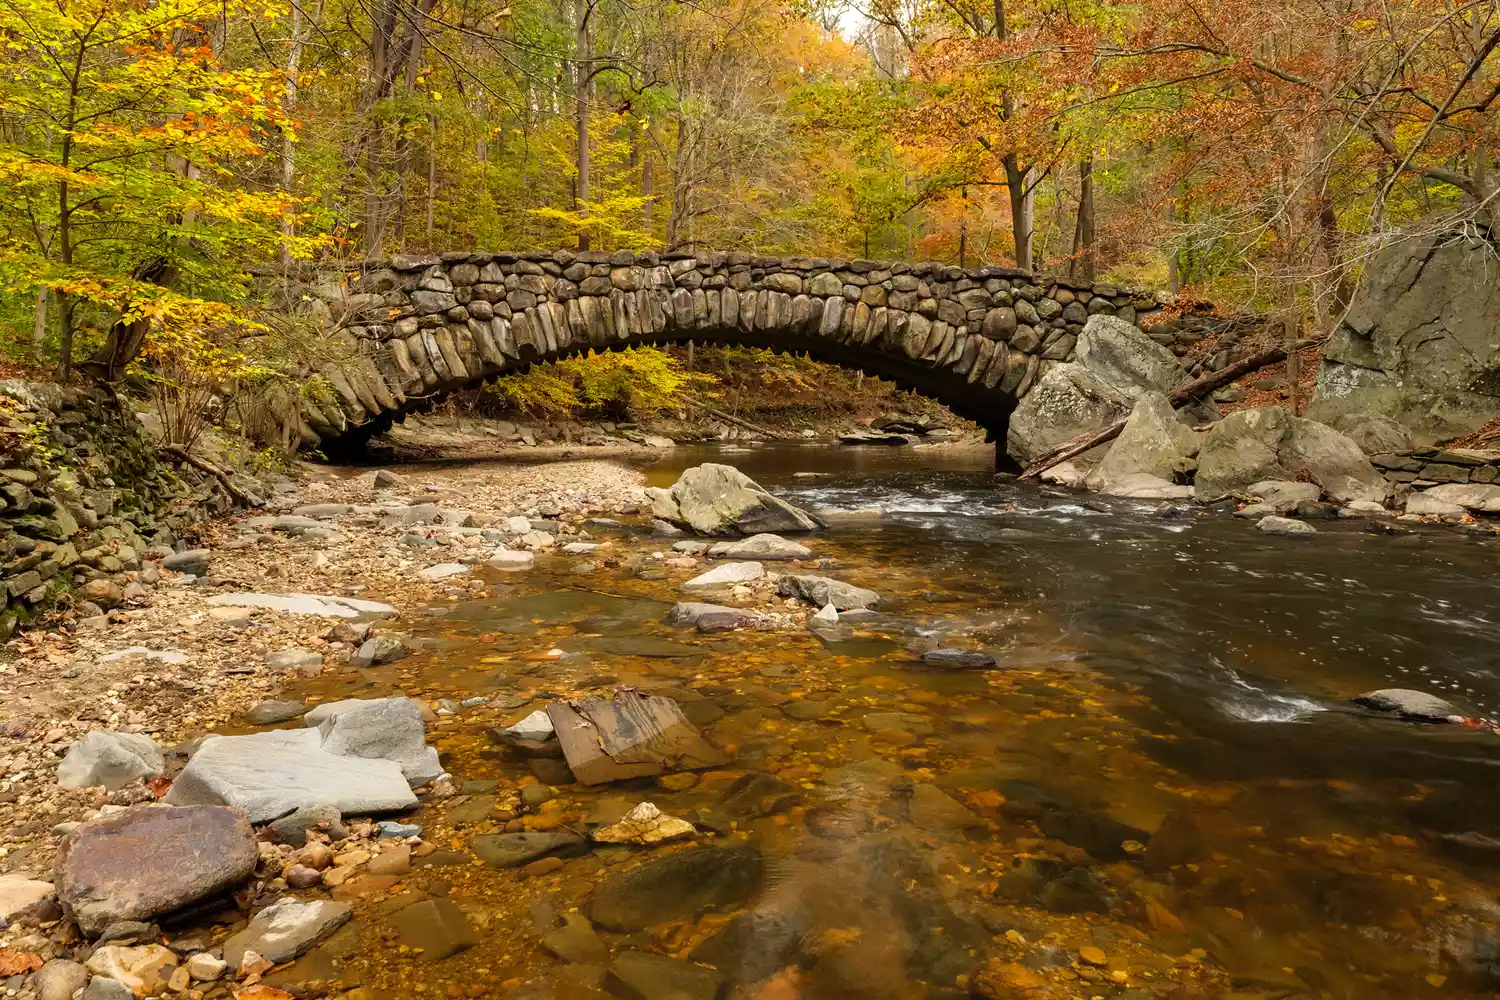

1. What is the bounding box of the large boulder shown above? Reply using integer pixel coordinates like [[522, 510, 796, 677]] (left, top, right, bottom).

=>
[[1075, 314, 1184, 396], [1006, 364, 1133, 465], [1193, 407, 1386, 504], [1308, 230, 1500, 443], [1085, 391, 1198, 490], [313, 696, 443, 786], [55, 804, 257, 935], [56, 733, 163, 791], [1327, 412, 1414, 456], [163, 728, 418, 823], [646, 464, 824, 536]]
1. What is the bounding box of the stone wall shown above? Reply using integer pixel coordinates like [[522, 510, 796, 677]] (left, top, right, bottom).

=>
[[1371, 446, 1500, 492], [0, 382, 249, 635], [283, 251, 1187, 450]]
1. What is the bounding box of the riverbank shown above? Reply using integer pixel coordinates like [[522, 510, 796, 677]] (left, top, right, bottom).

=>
[[0, 459, 648, 873]]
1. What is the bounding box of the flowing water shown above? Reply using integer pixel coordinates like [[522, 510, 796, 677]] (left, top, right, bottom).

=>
[[284, 445, 1500, 999]]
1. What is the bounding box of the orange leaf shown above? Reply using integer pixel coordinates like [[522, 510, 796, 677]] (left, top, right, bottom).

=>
[[0, 950, 43, 975]]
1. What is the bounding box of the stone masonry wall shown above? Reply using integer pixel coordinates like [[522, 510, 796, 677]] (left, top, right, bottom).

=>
[[284, 251, 1189, 449], [0, 382, 247, 636]]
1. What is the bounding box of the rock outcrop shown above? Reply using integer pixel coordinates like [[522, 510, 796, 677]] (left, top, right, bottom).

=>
[[647, 464, 824, 536], [1309, 230, 1500, 444], [1194, 407, 1386, 503]]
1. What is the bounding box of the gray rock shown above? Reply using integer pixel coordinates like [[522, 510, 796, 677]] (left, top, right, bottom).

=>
[[471, 831, 588, 868], [1421, 483, 1500, 512], [487, 548, 535, 571], [265, 648, 324, 671], [55, 804, 257, 935], [810, 603, 838, 627], [706, 533, 812, 560], [245, 700, 308, 725], [1257, 515, 1318, 536], [1075, 314, 1184, 397], [589, 846, 764, 932], [561, 541, 600, 555], [1327, 412, 1414, 455], [680, 561, 764, 592], [664, 602, 746, 627], [1195, 407, 1385, 503], [646, 464, 825, 535], [95, 920, 160, 945], [1245, 479, 1322, 509], [221, 898, 352, 968], [56, 732, 163, 791], [1006, 363, 1132, 466], [609, 950, 725, 1000], [206, 592, 397, 618], [350, 635, 410, 667], [919, 648, 996, 669], [373, 469, 403, 489], [82, 977, 134, 1000], [542, 913, 608, 965], [267, 803, 347, 847], [314, 696, 443, 786], [163, 728, 417, 823], [1085, 391, 1197, 490], [776, 575, 880, 611], [1308, 231, 1500, 443], [34, 959, 88, 1000], [1097, 474, 1195, 499], [1352, 688, 1460, 721], [1406, 492, 1468, 517], [390, 898, 480, 961], [161, 549, 211, 575]]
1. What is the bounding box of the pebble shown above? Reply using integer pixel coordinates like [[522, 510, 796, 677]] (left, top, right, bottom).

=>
[[1079, 946, 1108, 966]]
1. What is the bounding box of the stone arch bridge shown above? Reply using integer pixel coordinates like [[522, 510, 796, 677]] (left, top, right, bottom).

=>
[[286, 250, 1194, 452]]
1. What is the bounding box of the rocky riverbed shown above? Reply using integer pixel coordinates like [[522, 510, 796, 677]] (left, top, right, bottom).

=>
[[4, 453, 1499, 1000]]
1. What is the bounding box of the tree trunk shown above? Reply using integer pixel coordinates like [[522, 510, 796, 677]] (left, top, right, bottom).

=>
[[1072, 158, 1096, 280], [574, 0, 592, 251], [1003, 151, 1033, 269], [31, 288, 47, 364]]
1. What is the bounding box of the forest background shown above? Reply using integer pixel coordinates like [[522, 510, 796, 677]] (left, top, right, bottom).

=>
[[0, 0, 1496, 432]]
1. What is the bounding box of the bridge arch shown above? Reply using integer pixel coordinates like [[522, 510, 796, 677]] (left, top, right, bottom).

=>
[[289, 251, 1170, 451]]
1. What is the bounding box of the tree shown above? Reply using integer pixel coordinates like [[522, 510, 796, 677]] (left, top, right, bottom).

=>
[[0, 0, 295, 377]]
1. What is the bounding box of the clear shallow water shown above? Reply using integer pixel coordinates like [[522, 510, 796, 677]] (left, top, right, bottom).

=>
[[287, 445, 1500, 998]]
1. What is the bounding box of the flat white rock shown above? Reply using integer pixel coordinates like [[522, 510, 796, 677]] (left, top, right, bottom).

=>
[[163, 729, 417, 823], [417, 563, 469, 582], [206, 593, 397, 618], [680, 561, 765, 592]]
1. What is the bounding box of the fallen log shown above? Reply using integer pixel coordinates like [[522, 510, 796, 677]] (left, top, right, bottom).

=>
[[163, 445, 254, 505], [1017, 340, 1317, 481], [684, 398, 792, 440]]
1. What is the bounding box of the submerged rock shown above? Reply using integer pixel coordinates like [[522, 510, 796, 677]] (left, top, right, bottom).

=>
[[919, 648, 996, 669], [589, 846, 764, 931], [646, 464, 825, 535], [472, 831, 588, 868], [55, 805, 257, 935], [609, 950, 724, 1000], [1352, 688, 1460, 721], [390, 898, 480, 961], [590, 802, 695, 845], [1257, 515, 1318, 536]]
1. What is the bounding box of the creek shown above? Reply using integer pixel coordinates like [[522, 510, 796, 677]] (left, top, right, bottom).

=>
[[283, 443, 1500, 999]]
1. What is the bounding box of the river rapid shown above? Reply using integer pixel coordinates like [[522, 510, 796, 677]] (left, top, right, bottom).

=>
[[286, 443, 1500, 999]]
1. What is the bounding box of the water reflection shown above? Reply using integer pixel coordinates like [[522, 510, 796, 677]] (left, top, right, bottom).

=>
[[289, 444, 1500, 997]]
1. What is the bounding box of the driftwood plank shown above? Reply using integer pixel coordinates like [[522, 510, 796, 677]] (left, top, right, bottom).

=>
[[547, 689, 728, 786]]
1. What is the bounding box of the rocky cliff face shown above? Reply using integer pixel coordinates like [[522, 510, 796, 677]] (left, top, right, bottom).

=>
[[1309, 230, 1500, 444], [0, 382, 249, 635]]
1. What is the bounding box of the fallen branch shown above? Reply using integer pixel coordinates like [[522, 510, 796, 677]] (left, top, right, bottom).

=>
[[683, 398, 792, 440], [162, 445, 254, 505], [1018, 340, 1318, 481]]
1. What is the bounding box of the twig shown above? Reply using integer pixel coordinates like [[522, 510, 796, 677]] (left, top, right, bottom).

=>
[[1017, 340, 1318, 480]]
